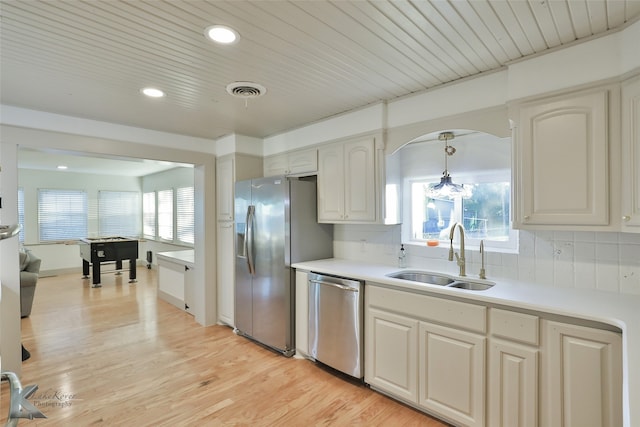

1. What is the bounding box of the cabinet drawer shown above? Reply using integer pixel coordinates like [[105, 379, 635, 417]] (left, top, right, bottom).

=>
[[490, 308, 539, 345], [367, 284, 486, 334]]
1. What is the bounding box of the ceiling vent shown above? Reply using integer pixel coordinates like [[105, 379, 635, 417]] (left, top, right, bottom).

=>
[[226, 82, 266, 98]]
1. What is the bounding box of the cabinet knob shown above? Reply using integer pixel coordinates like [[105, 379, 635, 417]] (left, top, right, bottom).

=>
[[524, 215, 530, 220], [623, 215, 631, 221]]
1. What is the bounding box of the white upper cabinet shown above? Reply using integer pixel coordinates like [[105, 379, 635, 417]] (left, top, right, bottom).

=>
[[621, 75, 640, 231], [216, 153, 263, 222], [263, 148, 317, 177], [216, 155, 235, 221], [513, 87, 609, 228], [318, 137, 376, 223]]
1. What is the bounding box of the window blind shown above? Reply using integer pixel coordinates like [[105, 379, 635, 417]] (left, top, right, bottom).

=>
[[98, 191, 141, 237], [143, 191, 156, 237], [38, 189, 87, 242], [177, 186, 194, 244], [18, 187, 24, 243], [157, 189, 173, 241]]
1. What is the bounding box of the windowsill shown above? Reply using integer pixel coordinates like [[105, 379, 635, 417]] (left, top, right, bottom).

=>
[[405, 240, 519, 255]]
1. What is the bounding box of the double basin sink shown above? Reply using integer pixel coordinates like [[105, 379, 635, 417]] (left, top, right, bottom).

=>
[[386, 270, 494, 291]]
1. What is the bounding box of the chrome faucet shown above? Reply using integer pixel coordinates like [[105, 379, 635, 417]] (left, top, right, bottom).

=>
[[448, 222, 466, 277], [479, 240, 487, 279]]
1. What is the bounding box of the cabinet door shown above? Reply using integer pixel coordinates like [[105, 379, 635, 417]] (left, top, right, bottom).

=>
[[263, 154, 289, 177], [295, 270, 309, 357], [543, 320, 622, 427], [184, 265, 194, 315], [621, 76, 640, 229], [216, 222, 235, 326], [317, 143, 345, 221], [488, 340, 538, 427], [158, 261, 185, 309], [516, 89, 609, 226], [288, 148, 317, 175], [344, 138, 376, 221], [365, 307, 418, 403], [419, 322, 486, 427], [216, 156, 235, 221]]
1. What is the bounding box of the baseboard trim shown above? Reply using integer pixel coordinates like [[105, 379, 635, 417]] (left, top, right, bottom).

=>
[[157, 289, 185, 311]]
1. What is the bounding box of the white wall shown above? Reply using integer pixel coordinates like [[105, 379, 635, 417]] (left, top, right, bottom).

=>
[[18, 167, 195, 273], [0, 123, 217, 334], [333, 226, 640, 296], [142, 167, 193, 192], [19, 169, 142, 271], [141, 167, 196, 268], [0, 141, 23, 374]]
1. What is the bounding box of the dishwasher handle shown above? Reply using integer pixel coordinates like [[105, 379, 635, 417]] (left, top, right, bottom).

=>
[[308, 278, 359, 292]]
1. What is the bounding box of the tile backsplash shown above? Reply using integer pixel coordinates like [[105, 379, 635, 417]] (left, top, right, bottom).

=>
[[333, 225, 640, 296]]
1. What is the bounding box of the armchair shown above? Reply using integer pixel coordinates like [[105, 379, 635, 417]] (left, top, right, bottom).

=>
[[20, 250, 41, 318]]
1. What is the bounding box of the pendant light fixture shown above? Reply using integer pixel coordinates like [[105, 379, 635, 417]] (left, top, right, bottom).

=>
[[426, 131, 472, 199]]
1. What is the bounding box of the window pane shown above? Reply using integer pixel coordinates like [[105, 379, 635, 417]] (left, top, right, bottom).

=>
[[38, 189, 87, 242], [18, 187, 24, 243], [177, 186, 194, 244], [412, 181, 510, 242], [157, 189, 173, 241], [462, 182, 511, 240], [143, 192, 156, 237], [98, 191, 141, 237]]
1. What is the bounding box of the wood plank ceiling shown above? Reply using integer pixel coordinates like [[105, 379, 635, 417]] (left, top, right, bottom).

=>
[[1, 0, 639, 141]]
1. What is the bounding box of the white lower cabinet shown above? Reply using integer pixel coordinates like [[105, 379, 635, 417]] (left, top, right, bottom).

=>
[[488, 308, 539, 427], [365, 284, 486, 426], [157, 250, 194, 314], [418, 322, 485, 427], [542, 320, 622, 427], [364, 284, 623, 427], [488, 340, 538, 427], [295, 270, 310, 357], [217, 221, 235, 326], [366, 307, 418, 403]]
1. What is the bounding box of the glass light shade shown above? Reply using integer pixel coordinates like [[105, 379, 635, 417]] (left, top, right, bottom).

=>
[[426, 174, 472, 199]]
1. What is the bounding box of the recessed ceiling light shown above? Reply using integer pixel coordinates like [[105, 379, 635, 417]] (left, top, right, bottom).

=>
[[141, 87, 165, 98], [57, 165, 68, 170], [204, 25, 239, 44]]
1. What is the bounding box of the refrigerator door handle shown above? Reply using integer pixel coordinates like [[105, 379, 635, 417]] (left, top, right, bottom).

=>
[[245, 205, 256, 275]]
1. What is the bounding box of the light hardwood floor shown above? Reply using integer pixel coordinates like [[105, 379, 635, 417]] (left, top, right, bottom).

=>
[[2, 267, 449, 426]]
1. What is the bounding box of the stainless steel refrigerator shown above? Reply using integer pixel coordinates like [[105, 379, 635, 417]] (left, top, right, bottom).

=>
[[234, 176, 333, 356]]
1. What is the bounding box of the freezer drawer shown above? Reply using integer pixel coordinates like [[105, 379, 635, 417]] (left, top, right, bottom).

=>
[[308, 272, 363, 378]]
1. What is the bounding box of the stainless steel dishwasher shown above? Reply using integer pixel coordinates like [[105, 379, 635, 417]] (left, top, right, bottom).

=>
[[308, 272, 363, 379]]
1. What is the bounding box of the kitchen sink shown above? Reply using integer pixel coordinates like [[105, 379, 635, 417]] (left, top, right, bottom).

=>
[[386, 271, 455, 286], [448, 281, 494, 291], [387, 270, 494, 291]]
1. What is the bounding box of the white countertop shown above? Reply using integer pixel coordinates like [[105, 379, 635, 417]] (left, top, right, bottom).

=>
[[292, 258, 640, 427], [156, 249, 194, 267]]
